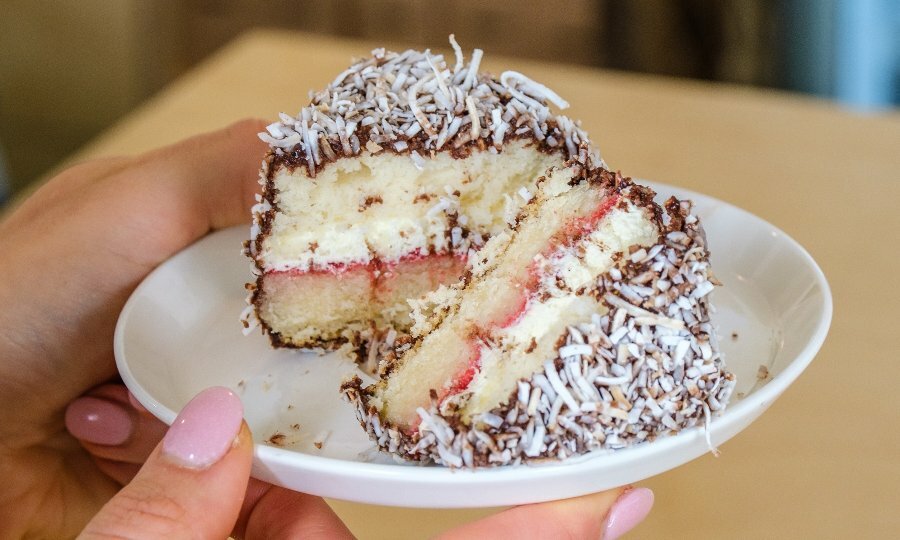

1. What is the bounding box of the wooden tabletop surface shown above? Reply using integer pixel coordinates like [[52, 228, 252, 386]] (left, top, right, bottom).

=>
[[70, 30, 900, 539]]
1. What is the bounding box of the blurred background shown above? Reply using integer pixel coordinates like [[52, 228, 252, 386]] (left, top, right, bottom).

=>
[[0, 0, 897, 204]]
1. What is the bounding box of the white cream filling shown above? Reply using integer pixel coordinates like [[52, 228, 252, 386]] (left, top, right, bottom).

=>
[[259, 140, 562, 271], [502, 296, 597, 345], [464, 295, 603, 420], [537, 204, 659, 293]]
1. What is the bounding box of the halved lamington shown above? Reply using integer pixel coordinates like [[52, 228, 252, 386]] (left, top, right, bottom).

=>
[[342, 161, 735, 467]]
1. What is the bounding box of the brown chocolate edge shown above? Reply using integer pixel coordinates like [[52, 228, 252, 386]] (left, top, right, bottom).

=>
[[268, 112, 572, 178], [269, 332, 348, 351]]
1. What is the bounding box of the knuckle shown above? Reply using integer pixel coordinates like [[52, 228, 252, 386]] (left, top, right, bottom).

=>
[[82, 484, 196, 539], [229, 117, 266, 136]]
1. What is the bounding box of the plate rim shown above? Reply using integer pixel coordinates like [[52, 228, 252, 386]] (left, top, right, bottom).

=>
[[114, 180, 833, 501]]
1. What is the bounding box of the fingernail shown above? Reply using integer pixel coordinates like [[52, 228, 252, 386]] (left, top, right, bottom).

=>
[[603, 487, 654, 540], [161, 386, 243, 469], [66, 397, 134, 446]]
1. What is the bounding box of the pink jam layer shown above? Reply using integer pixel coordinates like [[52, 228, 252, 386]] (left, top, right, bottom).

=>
[[445, 341, 483, 397], [437, 193, 622, 415], [266, 251, 468, 297]]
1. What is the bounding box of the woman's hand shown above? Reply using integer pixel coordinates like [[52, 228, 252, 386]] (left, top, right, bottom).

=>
[[0, 120, 653, 538], [79, 386, 358, 539], [74, 385, 653, 539], [0, 119, 266, 537]]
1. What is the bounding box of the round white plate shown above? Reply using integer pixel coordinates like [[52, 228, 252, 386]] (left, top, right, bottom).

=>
[[115, 181, 831, 508]]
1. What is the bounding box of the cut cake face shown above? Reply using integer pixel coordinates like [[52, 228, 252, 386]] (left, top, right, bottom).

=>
[[342, 161, 735, 467], [243, 38, 595, 350]]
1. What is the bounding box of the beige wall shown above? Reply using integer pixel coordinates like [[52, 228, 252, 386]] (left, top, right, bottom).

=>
[[0, 0, 772, 193], [0, 1, 603, 192], [0, 1, 183, 190]]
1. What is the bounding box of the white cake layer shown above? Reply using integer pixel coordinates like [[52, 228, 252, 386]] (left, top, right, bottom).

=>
[[464, 295, 603, 418], [537, 204, 659, 293], [259, 140, 562, 271]]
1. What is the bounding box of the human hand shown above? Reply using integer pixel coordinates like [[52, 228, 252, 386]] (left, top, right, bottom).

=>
[[77, 386, 357, 538], [73, 385, 654, 539], [0, 120, 265, 537]]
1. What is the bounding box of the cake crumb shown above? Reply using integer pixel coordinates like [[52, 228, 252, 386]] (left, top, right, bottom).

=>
[[287, 404, 294, 410], [268, 432, 287, 446], [313, 430, 331, 450], [757, 365, 770, 381], [290, 423, 301, 431], [365, 140, 383, 154], [358, 446, 380, 462], [359, 195, 383, 211], [731, 331, 739, 340]]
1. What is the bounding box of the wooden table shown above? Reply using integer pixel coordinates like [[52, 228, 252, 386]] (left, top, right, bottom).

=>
[[68, 30, 900, 539]]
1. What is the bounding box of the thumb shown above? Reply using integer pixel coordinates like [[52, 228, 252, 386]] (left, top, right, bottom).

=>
[[80, 387, 251, 539]]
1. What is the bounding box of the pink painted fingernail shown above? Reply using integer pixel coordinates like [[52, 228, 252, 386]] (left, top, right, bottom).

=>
[[66, 397, 134, 446], [161, 387, 243, 469], [604, 488, 654, 540]]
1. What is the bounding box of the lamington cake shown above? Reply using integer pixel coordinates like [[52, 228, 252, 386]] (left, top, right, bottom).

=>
[[342, 159, 735, 467], [243, 37, 594, 350]]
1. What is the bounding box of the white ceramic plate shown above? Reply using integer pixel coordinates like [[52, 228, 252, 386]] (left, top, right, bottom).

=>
[[115, 181, 831, 508]]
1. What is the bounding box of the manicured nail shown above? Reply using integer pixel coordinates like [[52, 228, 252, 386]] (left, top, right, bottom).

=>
[[66, 397, 134, 446], [604, 488, 654, 540], [161, 387, 243, 469]]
